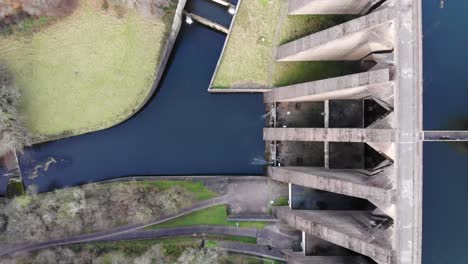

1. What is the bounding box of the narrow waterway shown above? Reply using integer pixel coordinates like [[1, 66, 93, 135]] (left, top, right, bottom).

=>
[[19, 1, 265, 193], [423, 1, 468, 263]]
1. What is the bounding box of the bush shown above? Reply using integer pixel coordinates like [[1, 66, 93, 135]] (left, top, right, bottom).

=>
[[0, 64, 31, 156]]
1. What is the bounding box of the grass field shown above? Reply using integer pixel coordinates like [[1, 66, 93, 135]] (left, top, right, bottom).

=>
[[212, 0, 357, 88], [148, 205, 268, 229], [0, 0, 173, 140]]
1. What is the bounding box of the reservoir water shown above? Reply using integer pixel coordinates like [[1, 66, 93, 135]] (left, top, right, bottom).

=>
[[18, 1, 265, 193], [423, 1, 468, 263]]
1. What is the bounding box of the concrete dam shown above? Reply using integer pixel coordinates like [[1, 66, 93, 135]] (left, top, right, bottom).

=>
[[251, 0, 423, 263]]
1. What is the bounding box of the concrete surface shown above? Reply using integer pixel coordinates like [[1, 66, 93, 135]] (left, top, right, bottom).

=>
[[288, 0, 380, 15], [264, 128, 395, 142], [264, 68, 394, 103], [276, 8, 395, 61], [275, 206, 395, 264], [268, 166, 393, 206]]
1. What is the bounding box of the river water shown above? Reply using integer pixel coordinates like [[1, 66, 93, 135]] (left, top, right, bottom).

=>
[[423, 1, 468, 263], [18, 1, 265, 193]]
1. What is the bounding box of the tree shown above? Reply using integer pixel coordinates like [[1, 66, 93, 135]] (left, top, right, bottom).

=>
[[175, 248, 225, 264], [0, 64, 31, 156]]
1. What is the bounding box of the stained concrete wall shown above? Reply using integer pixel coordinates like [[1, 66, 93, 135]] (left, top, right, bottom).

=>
[[288, 0, 378, 15], [275, 207, 394, 264], [263, 128, 395, 142], [268, 166, 393, 206], [276, 8, 395, 61], [286, 254, 374, 264], [264, 68, 394, 103]]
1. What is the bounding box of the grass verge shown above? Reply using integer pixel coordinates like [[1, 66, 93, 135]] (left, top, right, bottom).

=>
[[148, 205, 268, 229], [0, 0, 174, 140], [212, 0, 358, 88]]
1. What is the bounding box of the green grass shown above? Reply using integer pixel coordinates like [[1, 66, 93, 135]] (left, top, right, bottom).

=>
[[148, 205, 268, 229], [0, 0, 173, 140], [137, 180, 218, 201], [69, 237, 199, 257], [212, 0, 358, 88]]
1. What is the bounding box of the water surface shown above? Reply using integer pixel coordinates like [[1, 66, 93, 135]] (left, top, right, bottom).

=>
[[423, 142, 468, 264], [423, 1, 468, 130], [19, 4, 265, 192]]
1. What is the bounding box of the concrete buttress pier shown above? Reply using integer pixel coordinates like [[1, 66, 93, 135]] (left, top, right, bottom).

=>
[[276, 8, 395, 61], [288, 0, 381, 15], [268, 166, 394, 206], [264, 68, 395, 106], [275, 207, 395, 264]]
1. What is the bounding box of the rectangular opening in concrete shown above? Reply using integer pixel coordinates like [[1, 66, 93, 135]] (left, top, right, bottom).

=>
[[290, 184, 376, 211], [329, 142, 389, 170], [329, 142, 365, 169], [276, 141, 324, 166], [329, 100, 364, 128], [276, 102, 325, 128]]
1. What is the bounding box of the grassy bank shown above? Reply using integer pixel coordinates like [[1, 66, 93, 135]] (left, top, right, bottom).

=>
[[0, 0, 174, 140], [212, 0, 357, 88], [148, 204, 268, 229]]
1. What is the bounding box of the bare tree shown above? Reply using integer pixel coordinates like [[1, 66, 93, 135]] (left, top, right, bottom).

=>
[[175, 248, 225, 264], [0, 64, 31, 157]]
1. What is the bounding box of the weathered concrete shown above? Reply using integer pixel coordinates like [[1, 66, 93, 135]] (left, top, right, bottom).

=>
[[275, 207, 394, 264], [268, 166, 394, 206], [276, 8, 395, 61], [288, 0, 380, 15], [393, 0, 423, 262], [264, 69, 395, 104], [367, 142, 395, 161], [423, 131, 468, 141], [368, 112, 395, 129], [283, 250, 374, 264], [264, 128, 395, 142], [184, 12, 229, 34]]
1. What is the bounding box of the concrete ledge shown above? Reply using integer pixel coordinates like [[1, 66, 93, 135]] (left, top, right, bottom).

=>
[[263, 128, 395, 142], [276, 8, 395, 61], [268, 166, 393, 205], [209, 88, 271, 93], [288, 0, 377, 15], [283, 250, 374, 264], [275, 207, 395, 264], [264, 68, 394, 103]]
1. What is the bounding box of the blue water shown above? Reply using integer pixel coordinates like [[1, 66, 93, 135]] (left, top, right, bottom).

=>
[[19, 3, 265, 193], [423, 142, 468, 264], [423, 1, 468, 130], [423, 1, 468, 263]]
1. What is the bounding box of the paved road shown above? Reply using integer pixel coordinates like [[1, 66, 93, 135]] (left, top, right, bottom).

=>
[[0, 195, 228, 257], [94, 225, 259, 243]]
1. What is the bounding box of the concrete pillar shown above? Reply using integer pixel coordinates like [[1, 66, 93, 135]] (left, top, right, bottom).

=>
[[263, 69, 394, 106], [288, 0, 379, 15], [263, 128, 395, 142], [268, 166, 393, 206], [276, 8, 395, 61], [274, 207, 394, 264]]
